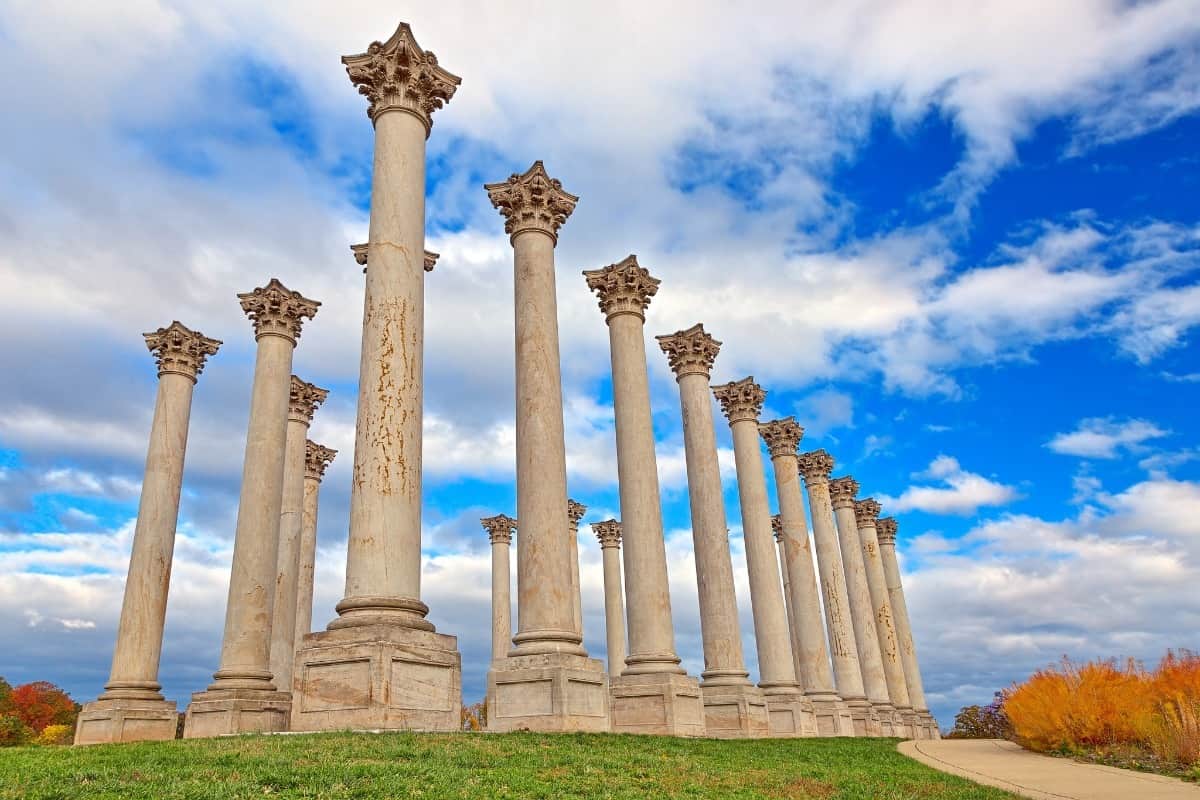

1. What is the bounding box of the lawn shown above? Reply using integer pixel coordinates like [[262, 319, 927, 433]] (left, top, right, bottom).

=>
[[0, 732, 1018, 800]]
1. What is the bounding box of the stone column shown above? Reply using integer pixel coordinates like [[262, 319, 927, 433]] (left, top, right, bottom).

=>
[[268, 377, 328, 697], [481, 514, 516, 662], [483, 161, 609, 732], [567, 500, 586, 639], [292, 23, 463, 734], [294, 442, 336, 647], [592, 521, 627, 678], [185, 280, 319, 738], [855, 499, 916, 738], [830, 476, 895, 735], [713, 379, 814, 737], [76, 323, 220, 745], [797, 450, 877, 736], [878, 517, 940, 739], [583, 256, 702, 736], [657, 324, 767, 738], [760, 420, 853, 737]]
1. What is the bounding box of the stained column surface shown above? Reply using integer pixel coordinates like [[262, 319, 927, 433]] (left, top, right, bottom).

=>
[[593, 520, 628, 675], [855, 500, 912, 714], [568, 500, 586, 639], [293, 442, 336, 646], [482, 515, 517, 661], [877, 518, 932, 716]]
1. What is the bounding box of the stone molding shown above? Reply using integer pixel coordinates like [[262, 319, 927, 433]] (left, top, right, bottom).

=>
[[288, 376, 329, 425], [304, 440, 337, 482], [656, 323, 721, 380], [770, 514, 784, 543], [237, 278, 320, 344], [342, 22, 461, 131], [481, 513, 517, 546], [582, 255, 661, 322], [828, 476, 860, 510], [854, 498, 882, 528], [567, 499, 587, 531], [485, 161, 578, 243], [759, 417, 805, 459], [143, 321, 221, 382], [712, 377, 766, 424], [797, 449, 834, 485], [876, 517, 898, 547], [351, 243, 439, 272], [592, 519, 622, 549]]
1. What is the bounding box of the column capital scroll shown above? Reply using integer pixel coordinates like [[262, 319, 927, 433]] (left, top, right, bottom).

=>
[[304, 440, 338, 482], [237, 279, 320, 344], [484, 161, 578, 244], [712, 377, 766, 424], [854, 498, 882, 528], [567, 499, 587, 531], [143, 321, 221, 382], [828, 475, 860, 510], [797, 449, 834, 485], [759, 417, 805, 459], [876, 517, 898, 546], [289, 376, 329, 425], [656, 323, 721, 380], [592, 519, 622, 549], [342, 22, 461, 133], [582, 255, 661, 322], [351, 243, 439, 273], [481, 513, 517, 546]]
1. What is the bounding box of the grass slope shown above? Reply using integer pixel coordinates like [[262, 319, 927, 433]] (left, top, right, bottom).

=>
[[0, 732, 1019, 799]]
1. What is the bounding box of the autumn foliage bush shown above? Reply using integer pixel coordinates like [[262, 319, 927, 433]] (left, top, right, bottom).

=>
[[0, 676, 78, 746]]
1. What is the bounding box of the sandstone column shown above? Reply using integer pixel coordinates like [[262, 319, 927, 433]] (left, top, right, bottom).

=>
[[76, 323, 220, 745], [760, 420, 853, 737], [294, 442, 336, 646], [292, 23, 463, 734], [855, 499, 916, 737], [568, 499, 586, 639], [797, 450, 877, 736], [592, 521, 627, 678], [268, 377, 328, 697], [830, 476, 895, 735], [484, 161, 609, 732], [878, 517, 940, 739], [481, 514, 516, 662], [657, 324, 767, 738], [583, 256, 703, 736], [713, 379, 814, 737], [185, 280, 319, 738]]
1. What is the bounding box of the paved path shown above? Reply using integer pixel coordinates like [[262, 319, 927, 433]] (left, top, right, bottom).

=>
[[899, 739, 1200, 800]]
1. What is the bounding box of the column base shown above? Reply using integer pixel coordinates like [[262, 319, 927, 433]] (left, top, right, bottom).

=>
[[919, 711, 941, 739], [872, 703, 898, 736], [183, 688, 291, 738], [844, 699, 882, 737], [74, 697, 178, 745], [290, 623, 462, 732], [809, 695, 855, 736], [700, 682, 769, 738], [609, 672, 705, 736], [763, 691, 818, 737], [486, 652, 610, 732], [893, 708, 920, 739]]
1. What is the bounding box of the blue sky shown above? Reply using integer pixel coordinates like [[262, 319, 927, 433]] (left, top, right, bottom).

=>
[[0, 1, 1198, 729]]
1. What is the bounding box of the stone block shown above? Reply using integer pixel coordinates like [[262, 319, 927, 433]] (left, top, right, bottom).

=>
[[183, 689, 291, 738], [845, 700, 882, 737], [764, 693, 819, 737], [74, 698, 178, 745], [700, 683, 769, 738], [609, 672, 706, 736], [810, 696, 855, 736], [487, 652, 610, 732]]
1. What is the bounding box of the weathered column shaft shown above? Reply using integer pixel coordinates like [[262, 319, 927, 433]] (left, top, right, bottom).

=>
[[855, 501, 911, 711], [594, 521, 627, 675], [293, 442, 335, 646], [772, 519, 799, 680], [482, 515, 516, 662], [568, 501, 586, 638], [878, 518, 930, 713]]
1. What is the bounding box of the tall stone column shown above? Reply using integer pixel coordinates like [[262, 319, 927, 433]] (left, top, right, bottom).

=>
[[292, 22, 463, 734], [713, 379, 814, 737], [294, 442, 336, 647], [657, 324, 767, 738], [855, 499, 916, 738], [797, 450, 877, 736], [829, 476, 895, 735], [878, 517, 940, 739], [268, 377, 328, 697], [567, 500, 586, 639], [481, 514, 516, 663], [760, 420, 853, 737], [76, 323, 220, 745], [185, 280, 319, 738], [592, 521, 627, 678], [484, 161, 609, 732], [583, 256, 703, 736]]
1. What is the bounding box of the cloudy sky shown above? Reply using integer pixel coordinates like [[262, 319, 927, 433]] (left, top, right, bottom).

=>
[[1, 0, 1198, 729]]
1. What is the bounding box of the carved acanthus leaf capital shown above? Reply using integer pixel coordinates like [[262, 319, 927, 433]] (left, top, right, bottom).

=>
[[342, 22, 461, 132], [143, 321, 221, 382], [797, 449, 835, 485], [484, 161, 578, 243], [582, 255, 661, 321], [656, 323, 721, 380], [289, 376, 329, 425], [829, 476, 860, 510], [855, 498, 882, 528], [876, 517, 898, 546], [351, 243, 438, 273], [567, 499, 587, 531], [759, 417, 805, 459], [481, 513, 517, 545], [238, 279, 320, 344], [592, 519, 622, 548], [304, 440, 338, 481], [712, 377, 766, 424], [771, 514, 784, 543]]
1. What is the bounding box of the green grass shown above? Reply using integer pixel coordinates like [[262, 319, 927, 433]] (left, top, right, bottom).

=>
[[0, 732, 1019, 799]]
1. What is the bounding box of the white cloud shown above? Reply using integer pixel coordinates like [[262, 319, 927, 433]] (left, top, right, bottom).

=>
[[879, 455, 1019, 515], [1046, 417, 1169, 459], [795, 388, 854, 435]]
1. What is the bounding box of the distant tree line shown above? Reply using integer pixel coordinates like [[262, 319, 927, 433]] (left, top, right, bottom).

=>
[[0, 676, 78, 746]]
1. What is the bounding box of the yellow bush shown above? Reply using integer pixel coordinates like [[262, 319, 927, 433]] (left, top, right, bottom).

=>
[[34, 724, 72, 746]]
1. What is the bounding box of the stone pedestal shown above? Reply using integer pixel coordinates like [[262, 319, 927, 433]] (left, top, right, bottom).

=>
[[75, 697, 179, 745], [185, 689, 292, 738], [486, 653, 610, 733], [810, 696, 856, 737], [765, 695, 819, 737], [608, 672, 705, 737], [700, 683, 770, 739]]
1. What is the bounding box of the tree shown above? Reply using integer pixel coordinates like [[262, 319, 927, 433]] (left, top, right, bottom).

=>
[[0, 677, 13, 716], [8, 681, 77, 734], [948, 691, 1013, 739]]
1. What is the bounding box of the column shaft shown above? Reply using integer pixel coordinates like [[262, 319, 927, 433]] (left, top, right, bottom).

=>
[[832, 499, 891, 707], [568, 513, 584, 638], [491, 540, 512, 661], [268, 414, 309, 692], [600, 541, 627, 675], [857, 509, 911, 711], [293, 474, 320, 644], [879, 532, 930, 713]]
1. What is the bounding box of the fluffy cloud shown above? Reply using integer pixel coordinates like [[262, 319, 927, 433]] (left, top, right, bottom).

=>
[[879, 455, 1019, 515], [1046, 417, 1170, 459]]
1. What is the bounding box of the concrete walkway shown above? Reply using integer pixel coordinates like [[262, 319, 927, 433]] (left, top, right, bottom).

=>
[[899, 739, 1200, 800]]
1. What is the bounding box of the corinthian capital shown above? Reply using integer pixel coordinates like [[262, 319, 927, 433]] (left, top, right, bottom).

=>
[[712, 377, 766, 424], [351, 243, 439, 273], [567, 499, 587, 531], [759, 417, 805, 459], [484, 161, 578, 243], [876, 517, 898, 546], [143, 321, 221, 382], [797, 449, 834, 485], [342, 22, 461, 132], [289, 376, 329, 425], [304, 440, 338, 482], [481, 513, 517, 545], [771, 514, 784, 543], [582, 255, 661, 321], [656, 323, 721, 380], [592, 519, 622, 548], [829, 476, 860, 510], [238, 279, 320, 344], [854, 498, 882, 528]]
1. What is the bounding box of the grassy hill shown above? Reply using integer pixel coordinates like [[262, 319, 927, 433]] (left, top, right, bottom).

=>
[[0, 731, 1018, 799]]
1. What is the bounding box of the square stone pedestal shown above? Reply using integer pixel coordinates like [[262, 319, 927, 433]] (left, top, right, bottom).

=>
[[845, 700, 881, 737], [183, 688, 291, 738], [809, 696, 855, 736], [700, 682, 769, 738], [74, 698, 178, 745], [290, 623, 461, 732], [894, 709, 920, 739], [609, 672, 706, 736], [487, 652, 610, 732], [874, 705, 898, 737], [764, 692, 818, 737], [920, 712, 941, 739]]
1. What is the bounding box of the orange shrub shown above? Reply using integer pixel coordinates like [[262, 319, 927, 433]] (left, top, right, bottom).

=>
[[1145, 651, 1200, 765]]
